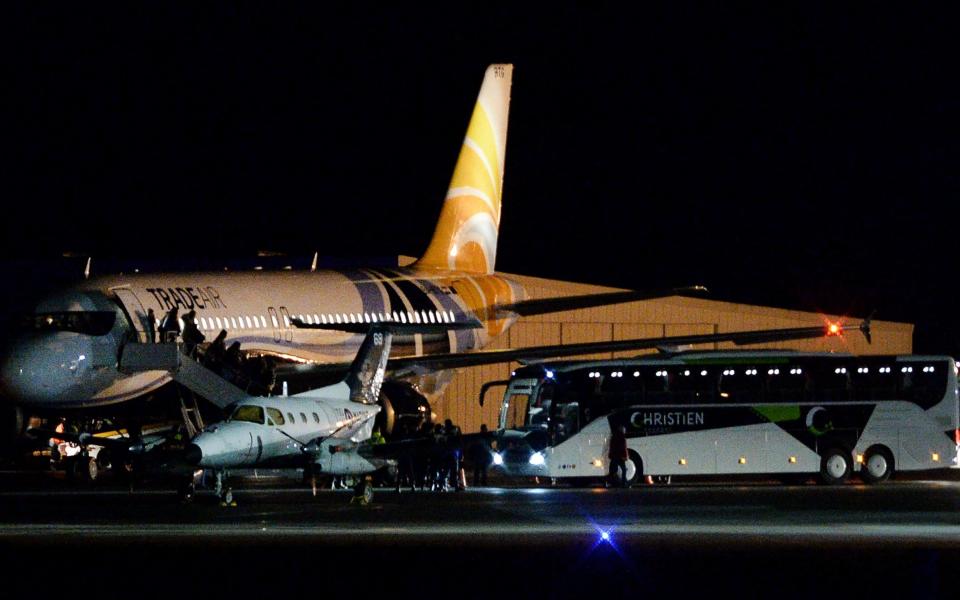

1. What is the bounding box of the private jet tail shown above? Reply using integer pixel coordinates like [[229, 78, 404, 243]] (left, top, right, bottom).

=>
[[416, 64, 513, 275], [344, 327, 393, 405]]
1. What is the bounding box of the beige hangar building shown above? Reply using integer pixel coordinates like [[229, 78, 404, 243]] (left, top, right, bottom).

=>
[[429, 272, 914, 434]]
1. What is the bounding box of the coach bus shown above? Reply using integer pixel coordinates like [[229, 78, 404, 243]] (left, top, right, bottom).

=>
[[493, 352, 959, 485]]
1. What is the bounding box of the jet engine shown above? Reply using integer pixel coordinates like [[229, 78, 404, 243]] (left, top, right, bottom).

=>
[[376, 380, 434, 439]]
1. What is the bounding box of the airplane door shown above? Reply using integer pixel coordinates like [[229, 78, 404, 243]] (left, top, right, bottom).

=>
[[279, 306, 293, 342], [268, 307, 281, 342], [111, 287, 151, 342]]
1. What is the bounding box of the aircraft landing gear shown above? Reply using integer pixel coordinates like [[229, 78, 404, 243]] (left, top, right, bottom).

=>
[[214, 469, 236, 507]]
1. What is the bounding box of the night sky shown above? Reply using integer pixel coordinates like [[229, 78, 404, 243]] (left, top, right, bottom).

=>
[[5, 5, 959, 353]]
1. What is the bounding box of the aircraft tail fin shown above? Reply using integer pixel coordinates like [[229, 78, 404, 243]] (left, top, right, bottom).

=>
[[344, 327, 393, 405], [416, 64, 513, 274]]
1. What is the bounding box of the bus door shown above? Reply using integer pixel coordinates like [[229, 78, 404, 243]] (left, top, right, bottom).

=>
[[110, 287, 150, 343], [267, 307, 281, 342], [279, 306, 293, 342]]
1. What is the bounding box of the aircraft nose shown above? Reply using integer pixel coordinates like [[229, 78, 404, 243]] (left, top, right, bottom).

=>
[[184, 443, 203, 465], [0, 333, 93, 407]]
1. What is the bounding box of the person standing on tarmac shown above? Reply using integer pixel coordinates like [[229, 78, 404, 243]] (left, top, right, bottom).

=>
[[608, 424, 629, 487], [468, 424, 493, 487]]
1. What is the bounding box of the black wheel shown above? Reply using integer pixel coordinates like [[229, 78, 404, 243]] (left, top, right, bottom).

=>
[[820, 447, 851, 485], [625, 450, 643, 487], [861, 445, 894, 484], [84, 456, 99, 482]]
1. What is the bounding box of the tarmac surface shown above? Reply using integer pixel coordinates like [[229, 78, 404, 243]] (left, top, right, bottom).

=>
[[3, 472, 960, 597]]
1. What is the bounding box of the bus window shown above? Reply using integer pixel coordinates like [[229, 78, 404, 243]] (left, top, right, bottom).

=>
[[718, 368, 763, 403], [766, 367, 804, 403], [503, 393, 530, 429], [899, 363, 948, 408], [643, 368, 671, 404], [805, 364, 851, 402], [851, 366, 897, 401], [670, 368, 716, 404], [529, 384, 554, 427]]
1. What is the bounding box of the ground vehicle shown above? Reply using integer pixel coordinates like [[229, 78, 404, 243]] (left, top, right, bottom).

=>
[[494, 352, 959, 485]]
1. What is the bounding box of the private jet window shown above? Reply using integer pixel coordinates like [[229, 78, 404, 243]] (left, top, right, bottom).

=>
[[245, 316, 253, 328], [216, 317, 223, 329], [314, 314, 321, 323], [266, 407, 285, 426], [230, 317, 237, 329], [271, 314, 279, 328], [312, 413, 320, 424], [300, 412, 307, 423], [260, 316, 267, 328], [236, 317, 244, 330], [28, 311, 117, 336], [287, 412, 295, 424], [230, 405, 265, 425]]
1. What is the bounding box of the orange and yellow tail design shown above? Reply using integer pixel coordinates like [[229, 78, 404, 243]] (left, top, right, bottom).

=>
[[417, 64, 513, 275]]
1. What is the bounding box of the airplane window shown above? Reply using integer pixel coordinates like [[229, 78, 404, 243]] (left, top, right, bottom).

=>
[[392, 311, 399, 322], [300, 412, 307, 423], [216, 317, 223, 330], [236, 318, 244, 330], [260, 316, 267, 328], [198, 317, 207, 330], [441, 311, 449, 323], [429, 311, 436, 323], [449, 310, 456, 322], [369, 313, 377, 323], [364, 313, 371, 323], [266, 407, 285, 426], [400, 312, 407, 323], [335, 314, 342, 324], [287, 412, 295, 424], [230, 317, 237, 329], [313, 314, 320, 323], [229, 405, 265, 425], [245, 316, 253, 328], [298, 314, 305, 323], [321, 314, 327, 324], [349, 314, 356, 323], [271, 314, 279, 327], [421, 311, 428, 323], [313, 413, 320, 424], [283, 315, 290, 327], [305, 315, 312, 324], [27, 311, 117, 336]]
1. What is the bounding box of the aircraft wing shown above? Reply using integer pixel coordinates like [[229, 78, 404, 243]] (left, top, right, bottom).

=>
[[487, 286, 708, 318], [385, 321, 869, 377]]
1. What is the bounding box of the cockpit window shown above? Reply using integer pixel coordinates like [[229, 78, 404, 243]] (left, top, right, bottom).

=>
[[266, 407, 285, 426], [229, 405, 265, 425], [25, 311, 116, 336]]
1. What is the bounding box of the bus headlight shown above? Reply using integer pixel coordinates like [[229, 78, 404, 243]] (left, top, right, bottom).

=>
[[492, 452, 503, 466], [529, 452, 545, 466]]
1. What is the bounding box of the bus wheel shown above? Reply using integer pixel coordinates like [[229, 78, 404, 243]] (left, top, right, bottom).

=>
[[820, 447, 851, 485], [861, 446, 894, 484], [625, 451, 643, 487]]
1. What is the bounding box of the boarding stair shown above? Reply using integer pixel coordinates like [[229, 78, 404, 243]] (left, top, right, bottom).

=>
[[118, 342, 249, 410]]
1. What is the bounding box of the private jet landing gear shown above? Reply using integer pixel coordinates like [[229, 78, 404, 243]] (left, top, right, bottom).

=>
[[214, 469, 236, 507]]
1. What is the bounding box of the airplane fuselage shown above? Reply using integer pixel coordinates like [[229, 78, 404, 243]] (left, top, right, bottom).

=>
[[187, 382, 381, 470], [1, 267, 524, 409]]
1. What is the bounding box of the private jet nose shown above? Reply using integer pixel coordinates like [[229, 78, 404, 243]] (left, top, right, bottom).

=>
[[0, 332, 97, 407], [189, 428, 246, 468], [184, 443, 203, 466]]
